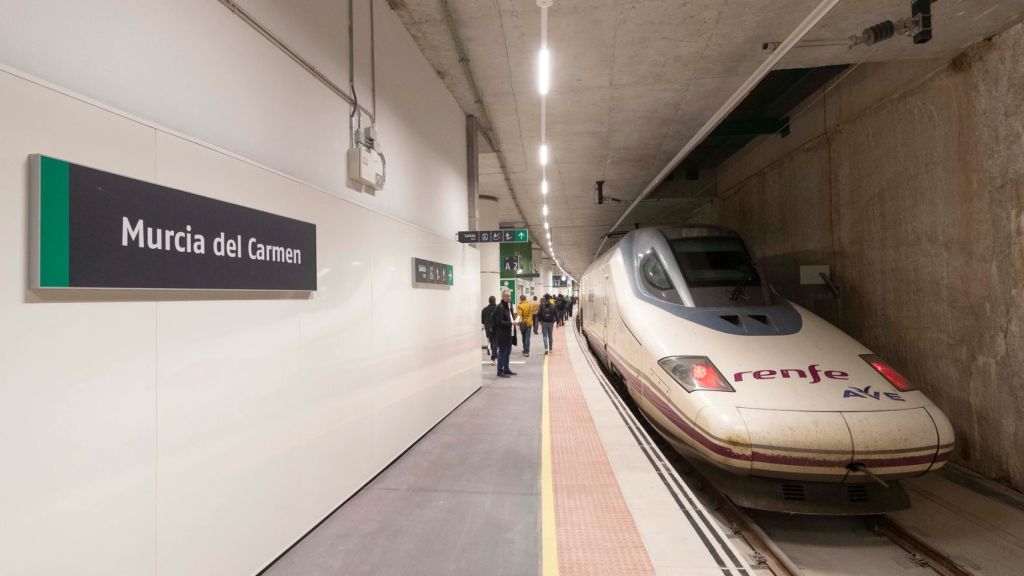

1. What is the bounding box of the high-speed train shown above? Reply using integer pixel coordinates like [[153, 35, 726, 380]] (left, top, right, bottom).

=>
[[580, 225, 954, 514]]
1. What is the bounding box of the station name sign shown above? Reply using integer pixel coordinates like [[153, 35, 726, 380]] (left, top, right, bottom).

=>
[[413, 258, 453, 286], [457, 229, 528, 243], [32, 155, 317, 291]]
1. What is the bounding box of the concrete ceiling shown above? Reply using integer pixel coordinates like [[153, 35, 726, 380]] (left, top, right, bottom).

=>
[[387, 0, 1023, 277]]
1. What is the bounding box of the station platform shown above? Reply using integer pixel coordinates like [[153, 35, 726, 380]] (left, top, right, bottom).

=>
[[259, 321, 750, 576]]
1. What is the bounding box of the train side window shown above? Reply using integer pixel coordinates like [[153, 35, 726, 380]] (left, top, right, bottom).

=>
[[641, 255, 682, 304]]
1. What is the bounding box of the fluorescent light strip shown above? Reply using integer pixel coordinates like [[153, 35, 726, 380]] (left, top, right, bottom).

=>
[[538, 48, 550, 95]]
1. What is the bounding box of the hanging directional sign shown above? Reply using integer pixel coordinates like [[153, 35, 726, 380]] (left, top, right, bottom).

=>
[[502, 256, 520, 272], [456, 229, 529, 243], [457, 230, 480, 243]]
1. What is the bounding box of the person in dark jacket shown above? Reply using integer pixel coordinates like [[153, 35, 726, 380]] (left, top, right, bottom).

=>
[[566, 294, 574, 319], [531, 296, 541, 335], [538, 294, 556, 354], [481, 296, 498, 365], [555, 295, 566, 326], [494, 289, 520, 377]]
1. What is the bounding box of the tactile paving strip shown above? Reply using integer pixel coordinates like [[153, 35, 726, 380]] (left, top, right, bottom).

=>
[[548, 326, 657, 575]]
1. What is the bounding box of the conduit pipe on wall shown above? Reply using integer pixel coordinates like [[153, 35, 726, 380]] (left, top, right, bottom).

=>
[[593, 0, 843, 261], [216, 0, 374, 124], [349, 0, 358, 145], [371, 0, 377, 125]]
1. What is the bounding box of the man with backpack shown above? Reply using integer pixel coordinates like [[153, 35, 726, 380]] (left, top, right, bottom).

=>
[[538, 294, 556, 354], [481, 296, 498, 364]]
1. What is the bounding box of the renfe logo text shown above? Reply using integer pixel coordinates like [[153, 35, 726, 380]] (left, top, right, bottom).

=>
[[733, 364, 847, 384]]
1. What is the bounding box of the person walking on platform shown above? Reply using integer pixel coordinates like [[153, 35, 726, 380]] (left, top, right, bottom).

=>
[[555, 295, 566, 327], [481, 296, 498, 365], [494, 289, 519, 377], [517, 294, 533, 357], [566, 294, 574, 319], [531, 296, 541, 335], [539, 294, 556, 354]]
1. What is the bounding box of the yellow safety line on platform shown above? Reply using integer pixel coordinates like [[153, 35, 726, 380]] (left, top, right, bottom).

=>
[[541, 354, 560, 575]]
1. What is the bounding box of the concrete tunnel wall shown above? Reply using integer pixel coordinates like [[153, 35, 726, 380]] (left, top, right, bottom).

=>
[[689, 21, 1024, 492]]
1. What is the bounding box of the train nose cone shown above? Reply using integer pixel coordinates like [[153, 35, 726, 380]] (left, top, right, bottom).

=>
[[692, 406, 753, 475], [732, 408, 950, 483], [738, 409, 855, 482], [843, 407, 954, 480]]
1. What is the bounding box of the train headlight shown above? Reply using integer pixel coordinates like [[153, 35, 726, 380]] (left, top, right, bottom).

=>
[[657, 356, 734, 393], [860, 354, 917, 391]]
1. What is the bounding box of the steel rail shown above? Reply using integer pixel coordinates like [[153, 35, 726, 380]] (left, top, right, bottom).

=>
[[593, 0, 843, 262], [715, 497, 806, 576], [874, 515, 977, 576]]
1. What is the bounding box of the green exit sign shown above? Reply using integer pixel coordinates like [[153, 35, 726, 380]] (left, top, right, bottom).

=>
[[500, 279, 516, 303], [514, 229, 528, 242]]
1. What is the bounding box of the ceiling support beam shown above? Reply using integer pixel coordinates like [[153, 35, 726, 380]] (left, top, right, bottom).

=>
[[594, 0, 843, 262], [439, 0, 549, 259], [709, 118, 791, 138]]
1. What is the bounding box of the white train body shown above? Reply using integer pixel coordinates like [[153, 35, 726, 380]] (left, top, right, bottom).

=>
[[581, 227, 953, 510]]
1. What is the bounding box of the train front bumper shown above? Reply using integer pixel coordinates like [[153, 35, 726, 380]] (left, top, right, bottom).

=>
[[691, 405, 954, 483]]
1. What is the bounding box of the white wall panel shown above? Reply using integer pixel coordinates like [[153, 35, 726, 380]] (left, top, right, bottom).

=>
[[0, 70, 159, 576], [156, 299, 305, 576], [370, 215, 448, 467], [447, 245, 483, 405], [0, 0, 467, 238], [0, 51, 478, 576]]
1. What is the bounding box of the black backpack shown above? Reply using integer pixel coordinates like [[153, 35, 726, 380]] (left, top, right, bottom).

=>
[[539, 302, 555, 323], [486, 306, 498, 333]]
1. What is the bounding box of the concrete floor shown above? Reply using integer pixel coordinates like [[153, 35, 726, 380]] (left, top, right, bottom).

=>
[[261, 349, 544, 576]]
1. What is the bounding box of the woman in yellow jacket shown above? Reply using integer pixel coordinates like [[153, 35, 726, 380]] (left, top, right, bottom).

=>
[[517, 295, 534, 357]]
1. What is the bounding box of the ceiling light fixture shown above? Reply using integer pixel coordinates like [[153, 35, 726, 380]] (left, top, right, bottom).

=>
[[538, 48, 550, 95], [537, 0, 553, 263]]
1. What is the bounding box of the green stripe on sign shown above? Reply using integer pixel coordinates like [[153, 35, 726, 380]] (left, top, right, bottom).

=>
[[40, 156, 70, 287]]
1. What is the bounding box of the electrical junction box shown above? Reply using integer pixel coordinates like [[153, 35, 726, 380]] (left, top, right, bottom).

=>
[[800, 265, 830, 285], [348, 146, 384, 189]]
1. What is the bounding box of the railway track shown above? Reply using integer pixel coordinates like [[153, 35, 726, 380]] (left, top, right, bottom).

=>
[[571, 317, 978, 576]]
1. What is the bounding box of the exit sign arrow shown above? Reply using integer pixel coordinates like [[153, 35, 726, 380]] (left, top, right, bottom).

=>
[[515, 229, 528, 242]]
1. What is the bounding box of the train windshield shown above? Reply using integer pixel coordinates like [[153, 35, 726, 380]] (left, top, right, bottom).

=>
[[668, 237, 760, 288]]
